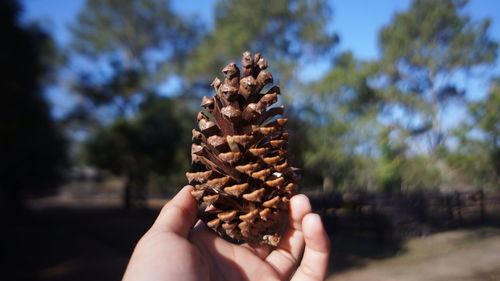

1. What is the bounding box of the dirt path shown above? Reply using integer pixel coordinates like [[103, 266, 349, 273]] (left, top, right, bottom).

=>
[[328, 228, 500, 281]]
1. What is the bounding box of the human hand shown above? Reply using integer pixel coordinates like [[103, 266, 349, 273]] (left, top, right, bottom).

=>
[[122, 185, 330, 281]]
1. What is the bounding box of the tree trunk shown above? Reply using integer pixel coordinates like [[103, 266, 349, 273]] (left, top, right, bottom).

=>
[[323, 175, 334, 192], [122, 174, 147, 210], [123, 179, 133, 210]]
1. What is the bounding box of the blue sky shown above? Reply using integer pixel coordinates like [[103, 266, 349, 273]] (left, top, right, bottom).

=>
[[23, 0, 500, 60], [20, 0, 500, 123]]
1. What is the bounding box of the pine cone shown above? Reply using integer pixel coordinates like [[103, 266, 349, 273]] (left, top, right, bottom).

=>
[[186, 51, 298, 246]]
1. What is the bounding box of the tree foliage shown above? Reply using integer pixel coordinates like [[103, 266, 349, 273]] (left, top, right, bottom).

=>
[[185, 0, 337, 90], [446, 78, 500, 190], [470, 78, 500, 152], [377, 0, 498, 152], [298, 0, 499, 191], [69, 0, 202, 121], [83, 96, 193, 208], [302, 52, 379, 191], [69, 0, 203, 208], [64, 0, 500, 196], [376, 128, 405, 192]]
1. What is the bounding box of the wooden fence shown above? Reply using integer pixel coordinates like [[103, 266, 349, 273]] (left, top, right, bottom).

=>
[[306, 190, 500, 238]]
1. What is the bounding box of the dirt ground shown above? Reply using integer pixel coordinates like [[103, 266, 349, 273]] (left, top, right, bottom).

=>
[[328, 228, 500, 281], [4, 192, 500, 281]]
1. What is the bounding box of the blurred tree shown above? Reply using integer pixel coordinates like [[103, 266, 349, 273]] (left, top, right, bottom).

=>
[[470, 77, 500, 173], [377, 0, 498, 153], [83, 95, 193, 209], [447, 77, 500, 190], [376, 128, 405, 192], [303, 52, 380, 191], [185, 0, 338, 92], [69, 0, 202, 124], [445, 131, 498, 190], [68, 0, 203, 208], [400, 155, 441, 191], [0, 0, 67, 211]]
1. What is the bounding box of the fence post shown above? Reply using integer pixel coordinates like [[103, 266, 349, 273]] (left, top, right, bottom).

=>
[[455, 192, 463, 226], [479, 190, 486, 224], [445, 194, 453, 225]]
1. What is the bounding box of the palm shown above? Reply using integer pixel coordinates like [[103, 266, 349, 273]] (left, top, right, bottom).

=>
[[189, 229, 286, 280], [123, 186, 330, 281]]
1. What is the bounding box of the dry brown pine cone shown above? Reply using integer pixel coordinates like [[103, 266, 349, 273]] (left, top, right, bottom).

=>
[[186, 51, 298, 246]]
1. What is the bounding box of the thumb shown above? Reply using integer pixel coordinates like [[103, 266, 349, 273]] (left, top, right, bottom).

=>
[[151, 185, 198, 237]]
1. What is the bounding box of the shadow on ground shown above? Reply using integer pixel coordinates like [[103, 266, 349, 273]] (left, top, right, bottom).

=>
[[3, 203, 499, 281], [3, 205, 404, 281], [322, 217, 404, 274], [3, 207, 158, 281]]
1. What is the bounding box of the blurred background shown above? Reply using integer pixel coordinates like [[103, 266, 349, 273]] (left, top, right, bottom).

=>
[[2, 0, 500, 280]]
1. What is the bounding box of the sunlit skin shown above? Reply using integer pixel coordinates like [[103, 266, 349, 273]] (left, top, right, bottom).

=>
[[122, 185, 330, 281]]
